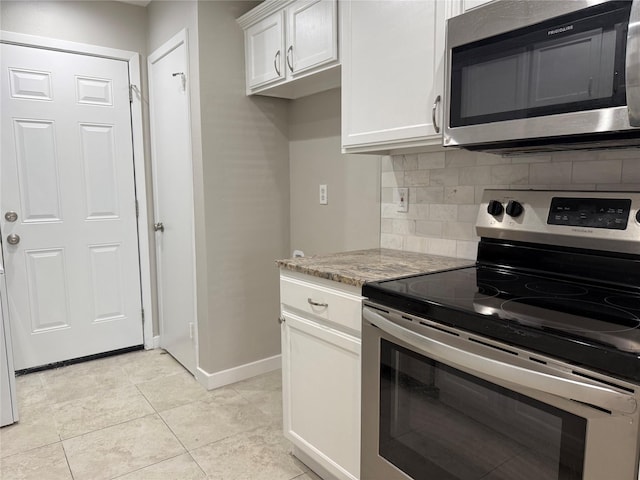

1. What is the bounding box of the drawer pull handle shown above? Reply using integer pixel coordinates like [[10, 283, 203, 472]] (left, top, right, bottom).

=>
[[307, 298, 328, 308]]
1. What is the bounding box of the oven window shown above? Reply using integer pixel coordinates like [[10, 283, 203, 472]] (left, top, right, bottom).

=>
[[379, 340, 586, 480]]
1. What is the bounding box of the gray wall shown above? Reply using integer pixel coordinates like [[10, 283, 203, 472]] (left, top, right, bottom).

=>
[[288, 88, 380, 255], [197, 0, 290, 373], [381, 149, 640, 259], [1, 0, 147, 52]]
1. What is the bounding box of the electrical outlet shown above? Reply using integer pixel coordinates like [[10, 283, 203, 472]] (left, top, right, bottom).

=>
[[397, 188, 409, 213], [319, 184, 328, 205]]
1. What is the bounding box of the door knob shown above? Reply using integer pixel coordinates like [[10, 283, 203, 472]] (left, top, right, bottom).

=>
[[153, 222, 164, 232], [4, 211, 18, 222], [7, 234, 20, 245]]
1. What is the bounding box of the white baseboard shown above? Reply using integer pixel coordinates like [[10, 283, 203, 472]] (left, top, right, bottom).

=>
[[144, 336, 160, 350], [195, 354, 282, 390]]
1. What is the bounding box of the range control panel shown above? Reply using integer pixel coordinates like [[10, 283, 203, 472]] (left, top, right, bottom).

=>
[[476, 190, 640, 255], [547, 197, 632, 230]]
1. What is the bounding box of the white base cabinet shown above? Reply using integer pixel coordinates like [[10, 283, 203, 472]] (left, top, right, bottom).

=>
[[280, 270, 362, 480]]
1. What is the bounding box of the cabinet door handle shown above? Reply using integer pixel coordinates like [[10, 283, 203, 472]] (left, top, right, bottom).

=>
[[274, 50, 281, 76], [432, 94, 441, 133], [286, 45, 294, 73], [307, 298, 328, 308]]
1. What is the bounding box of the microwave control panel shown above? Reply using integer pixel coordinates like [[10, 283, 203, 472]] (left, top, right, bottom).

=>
[[547, 197, 632, 230]]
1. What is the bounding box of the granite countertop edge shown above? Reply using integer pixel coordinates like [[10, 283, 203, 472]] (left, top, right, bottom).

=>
[[276, 248, 474, 287]]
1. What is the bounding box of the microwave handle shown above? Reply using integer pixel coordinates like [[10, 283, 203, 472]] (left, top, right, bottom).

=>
[[627, 0, 640, 126], [363, 307, 637, 415]]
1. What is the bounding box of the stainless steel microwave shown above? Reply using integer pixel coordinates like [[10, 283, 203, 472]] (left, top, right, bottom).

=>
[[443, 0, 640, 154]]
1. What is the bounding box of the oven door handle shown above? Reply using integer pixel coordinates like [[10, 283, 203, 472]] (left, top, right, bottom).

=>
[[363, 308, 638, 415]]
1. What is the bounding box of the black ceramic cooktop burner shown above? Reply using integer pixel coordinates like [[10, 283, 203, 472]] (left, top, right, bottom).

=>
[[366, 265, 640, 355]]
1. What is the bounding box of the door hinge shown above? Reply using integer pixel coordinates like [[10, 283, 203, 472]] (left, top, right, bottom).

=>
[[141, 308, 145, 322], [129, 85, 133, 103], [135, 200, 139, 218]]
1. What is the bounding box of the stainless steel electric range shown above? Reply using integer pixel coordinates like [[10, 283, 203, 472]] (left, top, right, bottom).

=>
[[361, 189, 640, 480]]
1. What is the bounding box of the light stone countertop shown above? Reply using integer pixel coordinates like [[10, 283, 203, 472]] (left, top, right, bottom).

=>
[[276, 248, 474, 287]]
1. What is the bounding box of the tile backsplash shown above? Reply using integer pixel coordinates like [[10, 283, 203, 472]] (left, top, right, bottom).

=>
[[380, 148, 640, 260]]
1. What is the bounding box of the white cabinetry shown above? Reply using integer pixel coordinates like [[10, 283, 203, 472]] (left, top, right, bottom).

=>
[[238, 0, 340, 99], [280, 270, 361, 480], [462, 0, 495, 12], [341, 0, 461, 154]]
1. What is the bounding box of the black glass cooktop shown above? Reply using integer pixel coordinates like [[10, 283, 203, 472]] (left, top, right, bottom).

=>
[[363, 266, 640, 382]]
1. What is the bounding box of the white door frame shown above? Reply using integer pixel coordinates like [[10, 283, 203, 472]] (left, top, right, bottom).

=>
[[0, 30, 154, 350], [147, 29, 198, 371]]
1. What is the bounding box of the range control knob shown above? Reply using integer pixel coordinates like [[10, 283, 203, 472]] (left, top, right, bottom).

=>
[[636, 210, 640, 223], [487, 200, 504, 216], [505, 200, 524, 217]]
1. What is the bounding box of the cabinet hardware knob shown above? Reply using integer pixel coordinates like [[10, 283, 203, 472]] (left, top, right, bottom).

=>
[[278, 316, 285, 324], [153, 222, 164, 232], [4, 211, 18, 222], [307, 298, 328, 308]]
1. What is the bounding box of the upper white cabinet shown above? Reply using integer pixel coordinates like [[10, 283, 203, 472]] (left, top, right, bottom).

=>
[[462, 0, 495, 12], [238, 0, 340, 99], [341, 1, 461, 154]]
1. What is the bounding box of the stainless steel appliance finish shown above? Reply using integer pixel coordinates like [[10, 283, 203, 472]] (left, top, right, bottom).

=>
[[361, 189, 640, 480], [443, 0, 640, 153]]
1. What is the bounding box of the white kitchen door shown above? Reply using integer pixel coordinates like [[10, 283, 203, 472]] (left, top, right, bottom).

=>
[[148, 31, 197, 374], [0, 43, 143, 371]]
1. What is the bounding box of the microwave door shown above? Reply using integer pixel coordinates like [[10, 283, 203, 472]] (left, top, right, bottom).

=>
[[627, 0, 640, 126]]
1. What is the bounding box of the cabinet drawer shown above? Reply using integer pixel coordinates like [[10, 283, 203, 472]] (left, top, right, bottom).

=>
[[280, 272, 362, 333]]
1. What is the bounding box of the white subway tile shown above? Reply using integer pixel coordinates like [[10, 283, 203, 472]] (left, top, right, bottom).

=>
[[490, 164, 529, 184], [444, 186, 475, 204], [477, 153, 512, 165], [458, 204, 480, 222], [404, 236, 429, 254], [381, 233, 404, 250], [402, 154, 419, 170], [414, 186, 444, 204], [571, 160, 622, 184], [445, 149, 477, 167], [417, 152, 446, 169], [429, 204, 458, 221], [405, 169, 431, 186], [511, 154, 551, 164], [430, 168, 460, 186], [443, 222, 476, 240], [428, 238, 458, 257], [459, 166, 492, 185], [622, 160, 640, 183], [596, 183, 640, 191], [598, 149, 640, 160], [456, 241, 479, 260], [529, 162, 572, 185], [415, 221, 443, 236]]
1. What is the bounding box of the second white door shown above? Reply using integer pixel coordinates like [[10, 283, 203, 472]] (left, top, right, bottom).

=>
[[148, 32, 197, 374], [0, 43, 143, 371]]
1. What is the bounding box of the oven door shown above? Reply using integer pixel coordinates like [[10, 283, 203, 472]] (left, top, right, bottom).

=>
[[361, 305, 640, 480]]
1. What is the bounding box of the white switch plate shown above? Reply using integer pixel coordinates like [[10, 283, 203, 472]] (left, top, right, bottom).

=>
[[397, 188, 408, 212], [319, 184, 328, 205]]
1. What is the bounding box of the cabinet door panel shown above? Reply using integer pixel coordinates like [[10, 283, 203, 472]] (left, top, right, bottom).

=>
[[246, 11, 285, 89], [342, 0, 451, 151], [287, 0, 338, 76], [282, 312, 360, 480]]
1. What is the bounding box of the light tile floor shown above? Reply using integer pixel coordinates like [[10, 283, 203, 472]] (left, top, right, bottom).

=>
[[0, 349, 321, 480]]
